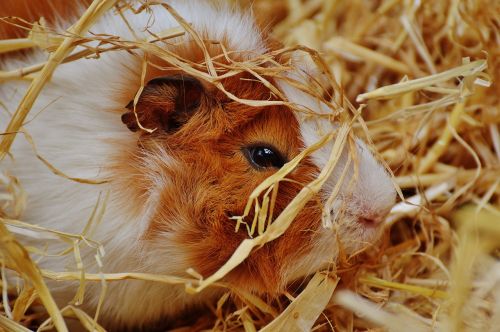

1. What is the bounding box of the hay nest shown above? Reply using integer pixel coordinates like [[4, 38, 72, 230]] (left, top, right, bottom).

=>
[[0, 0, 499, 331]]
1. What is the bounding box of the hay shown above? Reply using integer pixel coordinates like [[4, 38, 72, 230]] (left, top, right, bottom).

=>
[[1, 0, 499, 331]]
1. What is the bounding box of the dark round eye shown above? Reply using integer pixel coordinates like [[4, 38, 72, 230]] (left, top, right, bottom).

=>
[[244, 145, 286, 169]]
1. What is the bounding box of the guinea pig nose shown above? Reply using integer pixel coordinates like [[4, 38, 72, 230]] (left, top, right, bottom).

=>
[[357, 215, 383, 227], [356, 208, 391, 227]]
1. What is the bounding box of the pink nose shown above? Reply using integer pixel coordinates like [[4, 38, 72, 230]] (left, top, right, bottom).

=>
[[346, 196, 394, 228], [358, 216, 383, 226], [357, 209, 391, 227]]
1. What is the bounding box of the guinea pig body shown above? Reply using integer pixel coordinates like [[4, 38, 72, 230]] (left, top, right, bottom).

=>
[[0, 0, 396, 329]]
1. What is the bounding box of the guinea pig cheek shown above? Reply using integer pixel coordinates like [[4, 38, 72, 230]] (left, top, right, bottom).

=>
[[224, 194, 328, 294], [216, 161, 338, 294]]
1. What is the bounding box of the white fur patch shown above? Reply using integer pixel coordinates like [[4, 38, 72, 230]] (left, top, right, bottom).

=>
[[277, 57, 396, 278], [276, 56, 396, 226]]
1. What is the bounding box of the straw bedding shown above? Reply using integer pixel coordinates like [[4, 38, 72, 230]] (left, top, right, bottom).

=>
[[0, 0, 499, 331]]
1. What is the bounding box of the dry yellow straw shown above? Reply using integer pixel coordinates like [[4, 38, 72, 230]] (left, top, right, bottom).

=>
[[356, 59, 487, 102], [444, 203, 500, 331], [333, 290, 429, 332], [260, 273, 339, 331], [0, 0, 119, 161], [0, 222, 68, 332], [0, 38, 35, 54], [0, 314, 31, 332], [324, 37, 411, 74], [359, 275, 448, 299], [417, 101, 465, 173]]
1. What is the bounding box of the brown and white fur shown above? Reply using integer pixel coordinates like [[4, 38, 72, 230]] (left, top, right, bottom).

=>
[[0, 0, 396, 330]]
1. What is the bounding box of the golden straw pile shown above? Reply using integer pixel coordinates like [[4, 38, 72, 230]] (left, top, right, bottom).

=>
[[1, 0, 499, 331]]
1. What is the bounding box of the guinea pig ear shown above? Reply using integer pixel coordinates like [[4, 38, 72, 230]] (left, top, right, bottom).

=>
[[121, 75, 204, 133]]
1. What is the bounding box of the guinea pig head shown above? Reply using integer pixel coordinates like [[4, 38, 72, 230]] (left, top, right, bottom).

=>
[[117, 73, 396, 295]]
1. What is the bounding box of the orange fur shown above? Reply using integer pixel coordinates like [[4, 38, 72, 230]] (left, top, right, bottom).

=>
[[108, 68, 322, 295], [90, 4, 324, 296]]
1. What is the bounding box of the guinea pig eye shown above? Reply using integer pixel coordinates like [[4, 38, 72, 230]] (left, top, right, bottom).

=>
[[244, 145, 286, 169]]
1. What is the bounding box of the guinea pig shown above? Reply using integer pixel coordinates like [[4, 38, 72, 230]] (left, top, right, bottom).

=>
[[0, 0, 396, 330]]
